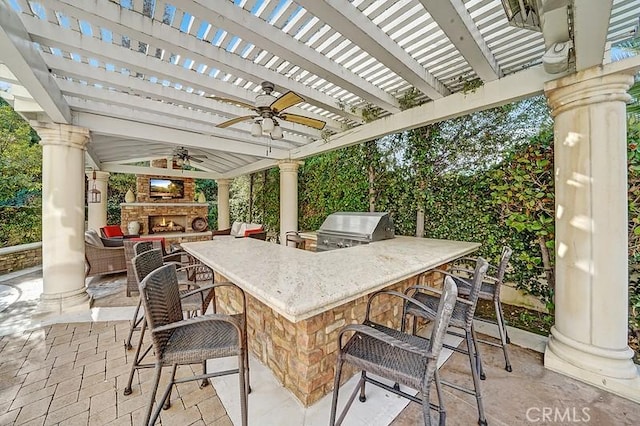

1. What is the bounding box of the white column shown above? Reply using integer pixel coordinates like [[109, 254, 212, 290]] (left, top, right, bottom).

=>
[[85, 170, 109, 231], [216, 178, 231, 230], [36, 122, 91, 312], [279, 160, 303, 246], [544, 68, 640, 402]]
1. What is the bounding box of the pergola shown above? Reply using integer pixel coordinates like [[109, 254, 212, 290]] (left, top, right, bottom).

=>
[[1, 0, 640, 404]]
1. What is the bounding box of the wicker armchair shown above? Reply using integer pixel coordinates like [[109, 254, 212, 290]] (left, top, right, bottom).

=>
[[136, 263, 249, 426], [211, 227, 231, 237], [84, 230, 126, 278], [403, 258, 489, 426], [329, 277, 459, 426]]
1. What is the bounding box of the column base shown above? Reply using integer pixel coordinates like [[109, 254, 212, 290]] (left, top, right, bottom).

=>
[[545, 326, 640, 403], [39, 287, 93, 314]]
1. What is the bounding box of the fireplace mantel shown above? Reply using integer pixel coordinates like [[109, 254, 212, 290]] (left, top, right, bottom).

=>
[[120, 202, 209, 207]]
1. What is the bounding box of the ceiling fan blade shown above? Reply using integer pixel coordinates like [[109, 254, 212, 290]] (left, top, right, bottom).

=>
[[208, 96, 256, 110], [188, 156, 204, 163], [190, 154, 207, 158], [280, 113, 326, 130], [216, 115, 257, 128], [270, 91, 304, 113]]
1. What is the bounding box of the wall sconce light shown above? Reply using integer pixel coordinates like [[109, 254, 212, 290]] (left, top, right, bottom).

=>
[[88, 170, 101, 204]]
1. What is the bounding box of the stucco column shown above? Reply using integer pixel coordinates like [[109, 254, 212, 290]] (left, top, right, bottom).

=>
[[279, 160, 303, 246], [544, 68, 640, 402], [36, 122, 91, 312], [85, 170, 109, 231], [216, 178, 231, 230]]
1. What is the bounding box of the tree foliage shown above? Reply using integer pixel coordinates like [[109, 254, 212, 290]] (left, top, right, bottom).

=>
[[0, 98, 41, 247], [489, 128, 555, 303]]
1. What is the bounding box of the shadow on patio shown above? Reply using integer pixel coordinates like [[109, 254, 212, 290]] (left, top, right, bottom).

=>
[[1, 267, 639, 425]]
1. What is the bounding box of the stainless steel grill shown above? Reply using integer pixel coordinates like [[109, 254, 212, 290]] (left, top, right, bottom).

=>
[[316, 212, 394, 252]]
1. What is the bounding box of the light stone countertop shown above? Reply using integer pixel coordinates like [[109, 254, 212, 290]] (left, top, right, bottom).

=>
[[181, 236, 480, 322]]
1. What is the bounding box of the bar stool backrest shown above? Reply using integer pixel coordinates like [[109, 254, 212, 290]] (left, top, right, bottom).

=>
[[490, 246, 513, 302]]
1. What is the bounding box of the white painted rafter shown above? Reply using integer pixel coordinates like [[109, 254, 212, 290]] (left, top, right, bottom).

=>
[[0, 1, 70, 122], [20, 17, 255, 102], [417, 0, 501, 81], [297, 0, 449, 99], [22, 17, 345, 141], [38, 0, 360, 124], [100, 164, 220, 179], [43, 54, 339, 135], [56, 81, 305, 149], [72, 112, 289, 159], [175, 0, 401, 113]]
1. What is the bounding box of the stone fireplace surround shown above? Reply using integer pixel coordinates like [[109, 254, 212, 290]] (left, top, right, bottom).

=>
[[120, 169, 209, 240]]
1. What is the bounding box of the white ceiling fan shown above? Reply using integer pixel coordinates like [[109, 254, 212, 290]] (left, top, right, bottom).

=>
[[214, 81, 327, 139]]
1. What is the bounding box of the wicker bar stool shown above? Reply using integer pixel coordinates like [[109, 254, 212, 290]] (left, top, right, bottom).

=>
[[124, 241, 200, 351], [329, 277, 458, 426], [123, 248, 220, 396], [445, 247, 514, 374], [403, 258, 489, 426], [136, 263, 249, 426]]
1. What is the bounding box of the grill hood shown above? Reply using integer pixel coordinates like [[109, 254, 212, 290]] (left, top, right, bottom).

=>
[[316, 212, 394, 252]]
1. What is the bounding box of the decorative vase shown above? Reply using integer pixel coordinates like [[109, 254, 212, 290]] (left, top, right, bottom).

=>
[[127, 221, 140, 235], [197, 191, 206, 203], [125, 188, 135, 203]]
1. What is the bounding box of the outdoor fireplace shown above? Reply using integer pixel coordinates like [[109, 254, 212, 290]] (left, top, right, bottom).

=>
[[149, 215, 187, 233]]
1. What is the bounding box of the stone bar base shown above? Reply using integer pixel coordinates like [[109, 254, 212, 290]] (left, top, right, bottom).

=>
[[40, 286, 92, 313], [215, 270, 443, 406], [545, 327, 640, 403]]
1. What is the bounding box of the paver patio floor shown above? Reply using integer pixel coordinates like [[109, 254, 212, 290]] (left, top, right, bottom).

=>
[[1, 267, 640, 425], [0, 320, 232, 426]]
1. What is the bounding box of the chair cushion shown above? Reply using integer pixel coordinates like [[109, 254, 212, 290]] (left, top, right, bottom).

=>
[[85, 230, 104, 247], [101, 225, 124, 238], [230, 221, 243, 237], [101, 237, 124, 247], [244, 227, 264, 237]]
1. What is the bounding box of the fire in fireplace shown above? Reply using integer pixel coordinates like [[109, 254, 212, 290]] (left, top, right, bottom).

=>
[[149, 215, 186, 233]]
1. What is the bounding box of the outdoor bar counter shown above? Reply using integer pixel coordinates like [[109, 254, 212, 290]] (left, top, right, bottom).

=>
[[181, 236, 479, 405]]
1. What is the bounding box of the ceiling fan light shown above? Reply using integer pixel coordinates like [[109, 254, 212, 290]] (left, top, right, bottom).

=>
[[262, 117, 274, 132], [251, 121, 262, 137], [271, 125, 283, 140]]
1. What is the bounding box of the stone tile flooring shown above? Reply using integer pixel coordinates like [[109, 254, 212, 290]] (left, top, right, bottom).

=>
[[0, 321, 233, 425], [2, 267, 640, 425]]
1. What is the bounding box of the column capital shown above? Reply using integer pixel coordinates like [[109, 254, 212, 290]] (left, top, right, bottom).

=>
[[216, 178, 232, 187], [545, 69, 634, 117], [32, 122, 90, 150], [85, 170, 110, 182], [278, 160, 304, 173]]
